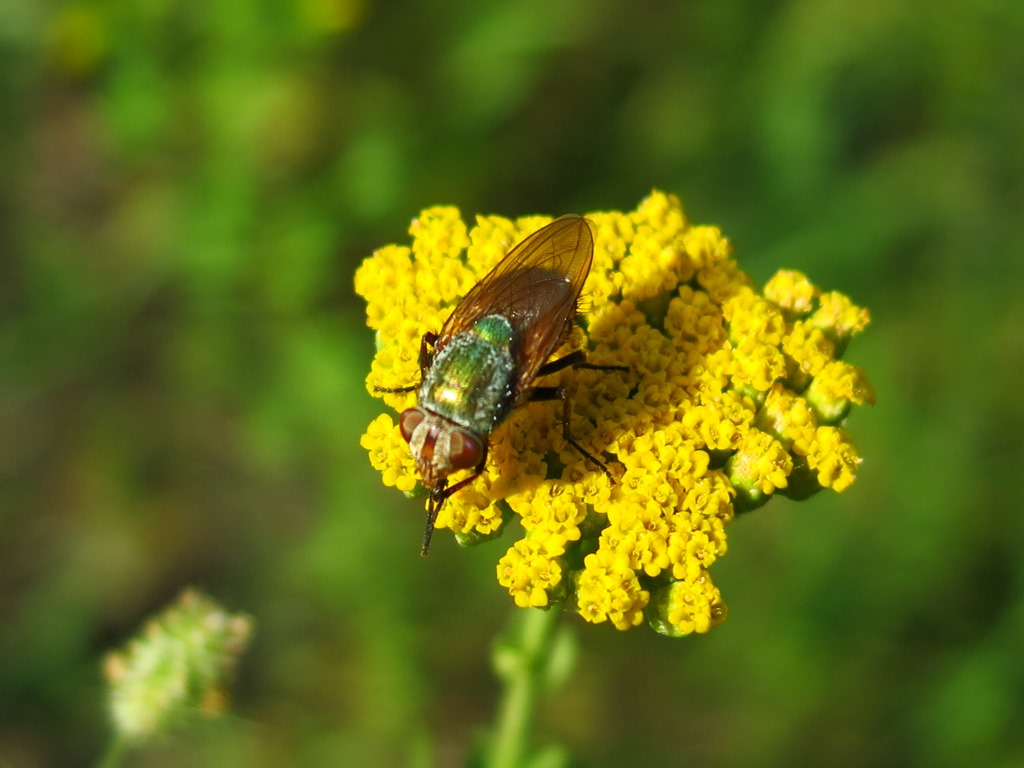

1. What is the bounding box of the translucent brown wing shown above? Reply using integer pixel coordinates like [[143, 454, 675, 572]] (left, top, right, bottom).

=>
[[437, 215, 594, 400]]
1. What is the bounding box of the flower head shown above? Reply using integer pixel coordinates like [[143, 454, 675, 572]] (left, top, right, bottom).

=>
[[103, 588, 253, 742], [356, 191, 873, 636]]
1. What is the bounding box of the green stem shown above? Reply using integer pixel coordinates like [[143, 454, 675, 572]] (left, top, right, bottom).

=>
[[97, 735, 128, 768], [486, 607, 563, 768]]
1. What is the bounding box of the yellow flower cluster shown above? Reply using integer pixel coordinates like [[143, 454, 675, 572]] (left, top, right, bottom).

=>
[[356, 191, 873, 636]]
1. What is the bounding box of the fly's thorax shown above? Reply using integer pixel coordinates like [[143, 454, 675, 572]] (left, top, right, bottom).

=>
[[417, 315, 516, 435], [399, 407, 484, 490]]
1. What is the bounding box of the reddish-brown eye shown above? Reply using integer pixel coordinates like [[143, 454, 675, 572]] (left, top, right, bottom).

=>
[[399, 408, 424, 443], [449, 430, 483, 470]]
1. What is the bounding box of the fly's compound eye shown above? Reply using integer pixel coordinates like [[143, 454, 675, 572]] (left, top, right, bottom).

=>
[[449, 430, 483, 471], [399, 408, 425, 443]]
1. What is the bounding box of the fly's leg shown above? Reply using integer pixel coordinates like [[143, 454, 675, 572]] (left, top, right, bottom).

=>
[[537, 349, 629, 377], [530, 386, 615, 480], [374, 332, 439, 393], [421, 455, 486, 556], [531, 349, 627, 478], [418, 332, 437, 373], [375, 383, 418, 394]]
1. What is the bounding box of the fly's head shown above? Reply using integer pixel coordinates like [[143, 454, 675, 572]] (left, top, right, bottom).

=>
[[399, 406, 485, 493]]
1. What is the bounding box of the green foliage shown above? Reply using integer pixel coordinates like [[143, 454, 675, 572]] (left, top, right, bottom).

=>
[[2, 0, 1023, 765]]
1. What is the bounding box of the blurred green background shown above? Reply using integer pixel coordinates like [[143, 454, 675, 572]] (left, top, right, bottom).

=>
[[3, 0, 1023, 765]]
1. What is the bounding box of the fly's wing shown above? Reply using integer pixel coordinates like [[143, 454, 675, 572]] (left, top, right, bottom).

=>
[[438, 215, 594, 397]]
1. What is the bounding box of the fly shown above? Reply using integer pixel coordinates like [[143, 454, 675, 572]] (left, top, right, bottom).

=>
[[377, 215, 626, 555]]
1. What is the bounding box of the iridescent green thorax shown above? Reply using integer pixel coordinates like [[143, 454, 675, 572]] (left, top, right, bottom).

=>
[[418, 314, 516, 436]]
